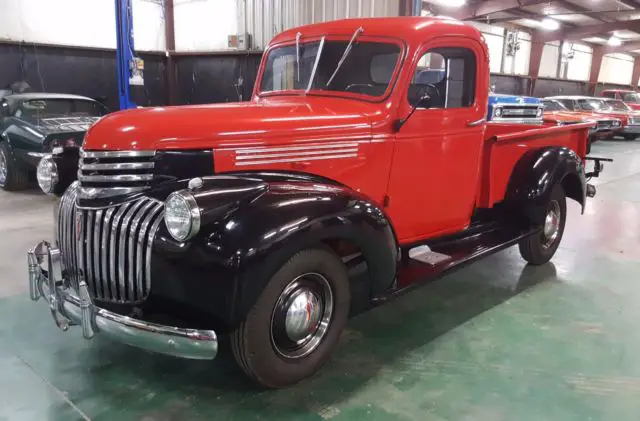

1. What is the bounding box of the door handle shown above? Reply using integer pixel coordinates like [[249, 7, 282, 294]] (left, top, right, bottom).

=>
[[467, 118, 486, 127]]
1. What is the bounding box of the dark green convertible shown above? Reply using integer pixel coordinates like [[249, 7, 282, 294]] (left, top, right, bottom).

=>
[[0, 92, 109, 190]]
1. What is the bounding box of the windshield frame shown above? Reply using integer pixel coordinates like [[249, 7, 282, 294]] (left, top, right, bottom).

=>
[[14, 97, 108, 120], [255, 34, 407, 103]]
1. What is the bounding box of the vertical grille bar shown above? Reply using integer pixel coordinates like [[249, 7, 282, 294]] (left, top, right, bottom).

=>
[[118, 201, 146, 301], [136, 203, 163, 297], [93, 209, 103, 297], [109, 202, 133, 302], [56, 185, 162, 304]]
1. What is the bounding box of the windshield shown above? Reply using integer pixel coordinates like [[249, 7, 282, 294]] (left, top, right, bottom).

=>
[[542, 100, 567, 111], [15, 99, 108, 122], [623, 92, 640, 103], [260, 39, 401, 98], [606, 100, 630, 111], [577, 99, 607, 111]]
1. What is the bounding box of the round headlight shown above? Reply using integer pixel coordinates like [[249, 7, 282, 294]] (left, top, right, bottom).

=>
[[164, 191, 200, 241], [536, 107, 543, 117], [494, 107, 502, 117], [36, 155, 58, 194]]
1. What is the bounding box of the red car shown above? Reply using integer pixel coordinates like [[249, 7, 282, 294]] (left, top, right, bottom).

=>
[[28, 17, 602, 388], [541, 98, 620, 150], [600, 89, 640, 111], [546, 96, 640, 140]]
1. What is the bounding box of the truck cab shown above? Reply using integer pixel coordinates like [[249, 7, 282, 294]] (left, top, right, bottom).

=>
[[29, 17, 602, 388], [601, 89, 640, 111]]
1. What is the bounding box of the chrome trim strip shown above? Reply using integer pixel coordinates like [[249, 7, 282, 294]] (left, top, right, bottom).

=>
[[235, 142, 360, 154], [78, 174, 154, 183], [235, 148, 358, 160], [78, 186, 147, 200], [145, 211, 164, 296], [76, 208, 86, 290], [109, 202, 133, 301], [28, 244, 218, 360], [128, 201, 156, 300], [236, 153, 358, 166], [101, 207, 115, 297], [93, 209, 103, 297], [119, 200, 146, 301], [86, 211, 94, 294], [79, 162, 154, 171], [81, 150, 156, 158], [138, 203, 163, 297], [27, 152, 48, 158]]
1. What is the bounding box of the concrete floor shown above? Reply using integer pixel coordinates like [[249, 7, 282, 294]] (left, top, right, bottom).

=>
[[1, 140, 640, 420]]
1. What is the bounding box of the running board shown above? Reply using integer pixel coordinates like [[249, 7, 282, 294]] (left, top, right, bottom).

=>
[[372, 225, 538, 304]]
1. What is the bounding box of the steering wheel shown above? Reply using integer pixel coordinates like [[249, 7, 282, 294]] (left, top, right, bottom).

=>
[[413, 83, 441, 107]]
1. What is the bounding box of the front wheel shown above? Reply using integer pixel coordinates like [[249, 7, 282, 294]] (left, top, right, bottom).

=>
[[0, 142, 30, 191], [622, 133, 638, 140], [518, 184, 566, 265], [231, 248, 350, 388]]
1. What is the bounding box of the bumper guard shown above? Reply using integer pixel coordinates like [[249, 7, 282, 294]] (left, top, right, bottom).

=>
[[27, 241, 218, 360]]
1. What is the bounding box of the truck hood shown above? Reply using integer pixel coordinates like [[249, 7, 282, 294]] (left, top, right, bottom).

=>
[[83, 97, 377, 151]]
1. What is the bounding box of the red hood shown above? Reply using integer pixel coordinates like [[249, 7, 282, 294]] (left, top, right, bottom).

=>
[[543, 111, 587, 122], [625, 103, 640, 110], [83, 97, 380, 151]]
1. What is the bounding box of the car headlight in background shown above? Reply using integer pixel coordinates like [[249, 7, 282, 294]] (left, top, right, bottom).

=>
[[536, 107, 543, 118], [36, 155, 58, 194], [164, 191, 201, 241], [494, 107, 502, 118]]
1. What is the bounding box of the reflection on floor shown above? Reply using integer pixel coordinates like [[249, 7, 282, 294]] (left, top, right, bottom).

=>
[[1, 140, 640, 421]]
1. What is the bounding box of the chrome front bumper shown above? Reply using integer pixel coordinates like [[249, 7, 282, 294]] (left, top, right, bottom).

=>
[[27, 241, 218, 360]]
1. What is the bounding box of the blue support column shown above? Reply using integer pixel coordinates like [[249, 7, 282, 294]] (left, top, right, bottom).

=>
[[413, 0, 422, 16], [115, 0, 136, 110]]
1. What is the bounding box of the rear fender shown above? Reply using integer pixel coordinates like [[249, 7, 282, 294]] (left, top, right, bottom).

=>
[[505, 147, 586, 222]]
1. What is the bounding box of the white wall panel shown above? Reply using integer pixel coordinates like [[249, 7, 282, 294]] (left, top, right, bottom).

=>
[[564, 42, 591, 82], [539, 41, 560, 78], [599, 53, 634, 85], [174, 0, 239, 51], [0, 0, 165, 51]]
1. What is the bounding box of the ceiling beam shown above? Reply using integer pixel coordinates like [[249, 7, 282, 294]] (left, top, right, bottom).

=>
[[554, 0, 608, 23], [534, 18, 640, 43], [602, 40, 640, 53], [422, 0, 550, 20], [588, 46, 605, 95]]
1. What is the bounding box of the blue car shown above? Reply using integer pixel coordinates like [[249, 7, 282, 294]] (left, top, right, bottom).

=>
[[487, 93, 544, 124]]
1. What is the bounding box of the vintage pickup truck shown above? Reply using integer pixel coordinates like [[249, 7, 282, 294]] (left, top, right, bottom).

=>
[[29, 17, 605, 388]]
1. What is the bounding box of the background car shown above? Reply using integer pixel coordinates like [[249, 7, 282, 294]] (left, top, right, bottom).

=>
[[0, 92, 109, 190], [487, 93, 543, 124], [600, 89, 640, 111], [546, 95, 640, 140]]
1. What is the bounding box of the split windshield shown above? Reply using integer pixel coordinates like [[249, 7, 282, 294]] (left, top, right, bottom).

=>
[[623, 92, 640, 103], [260, 39, 401, 99], [577, 99, 607, 111], [15, 99, 108, 123], [606, 100, 631, 111], [542, 100, 567, 111]]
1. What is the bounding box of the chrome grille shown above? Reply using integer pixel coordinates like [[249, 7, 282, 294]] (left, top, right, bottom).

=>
[[500, 105, 541, 118], [57, 183, 164, 303], [78, 150, 155, 198]]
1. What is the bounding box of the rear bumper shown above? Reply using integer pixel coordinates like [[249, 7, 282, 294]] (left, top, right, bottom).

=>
[[27, 241, 218, 360]]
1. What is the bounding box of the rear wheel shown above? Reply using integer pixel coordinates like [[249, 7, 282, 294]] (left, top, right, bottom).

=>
[[0, 142, 29, 191], [622, 133, 638, 140], [518, 184, 566, 265], [231, 248, 350, 388]]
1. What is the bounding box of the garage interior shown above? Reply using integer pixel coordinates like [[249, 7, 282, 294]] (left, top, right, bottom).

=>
[[2, 1, 640, 420]]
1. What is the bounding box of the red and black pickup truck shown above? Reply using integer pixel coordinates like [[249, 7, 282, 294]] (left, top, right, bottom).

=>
[[30, 17, 607, 388]]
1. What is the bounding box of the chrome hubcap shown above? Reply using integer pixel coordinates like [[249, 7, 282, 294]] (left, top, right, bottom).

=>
[[0, 148, 7, 185], [542, 200, 561, 248], [271, 273, 333, 359]]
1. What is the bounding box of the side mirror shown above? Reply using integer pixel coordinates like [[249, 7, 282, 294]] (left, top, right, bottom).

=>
[[393, 93, 435, 132]]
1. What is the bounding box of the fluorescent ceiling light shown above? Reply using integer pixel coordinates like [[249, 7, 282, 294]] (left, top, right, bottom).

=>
[[431, 0, 466, 7], [608, 35, 622, 46], [540, 18, 560, 31]]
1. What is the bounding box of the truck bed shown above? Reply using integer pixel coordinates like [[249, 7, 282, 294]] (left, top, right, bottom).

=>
[[479, 121, 593, 208]]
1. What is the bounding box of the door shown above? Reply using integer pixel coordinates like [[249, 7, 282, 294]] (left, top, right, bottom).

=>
[[385, 38, 488, 244]]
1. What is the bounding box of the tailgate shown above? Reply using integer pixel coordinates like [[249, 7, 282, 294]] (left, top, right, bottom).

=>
[[479, 122, 593, 208]]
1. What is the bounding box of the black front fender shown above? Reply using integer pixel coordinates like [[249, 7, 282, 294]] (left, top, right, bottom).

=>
[[505, 147, 586, 221], [152, 173, 398, 328]]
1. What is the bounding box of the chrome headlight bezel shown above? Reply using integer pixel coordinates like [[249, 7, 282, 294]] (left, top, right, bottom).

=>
[[494, 106, 502, 118], [164, 190, 201, 242], [36, 155, 59, 194], [536, 107, 543, 118]]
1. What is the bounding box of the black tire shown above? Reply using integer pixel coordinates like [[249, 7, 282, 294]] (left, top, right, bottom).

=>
[[231, 248, 350, 388], [622, 134, 638, 141], [586, 135, 593, 154], [518, 183, 566, 265], [0, 142, 29, 191]]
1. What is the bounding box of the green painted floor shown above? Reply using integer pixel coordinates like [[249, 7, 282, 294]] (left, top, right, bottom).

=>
[[1, 140, 640, 420]]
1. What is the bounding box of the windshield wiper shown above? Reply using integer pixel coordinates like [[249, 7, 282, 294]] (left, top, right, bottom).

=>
[[306, 36, 326, 94], [325, 27, 363, 87], [295, 32, 302, 82]]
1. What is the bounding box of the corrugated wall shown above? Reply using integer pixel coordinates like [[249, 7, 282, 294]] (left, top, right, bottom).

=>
[[241, 0, 401, 49]]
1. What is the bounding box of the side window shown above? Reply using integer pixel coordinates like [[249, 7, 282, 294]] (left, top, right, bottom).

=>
[[602, 91, 615, 98], [408, 47, 476, 109]]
